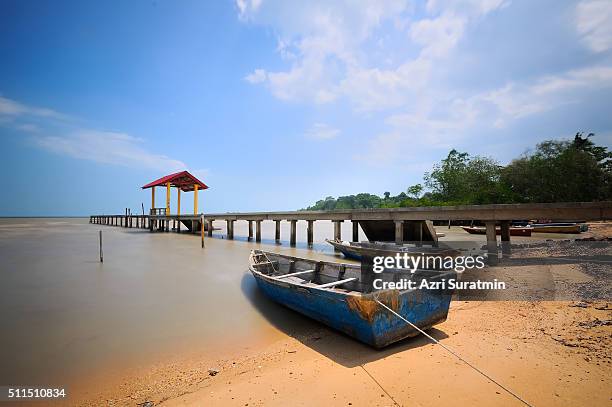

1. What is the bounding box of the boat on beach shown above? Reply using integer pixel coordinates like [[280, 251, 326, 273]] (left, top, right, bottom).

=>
[[249, 250, 455, 348], [325, 239, 460, 262], [461, 226, 533, 236], [529, 223, 582, 234]]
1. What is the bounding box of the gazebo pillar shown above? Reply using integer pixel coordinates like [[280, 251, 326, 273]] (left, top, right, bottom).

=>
[[165, 182, 171, 214], [194, 184, 199, 215], [177, 189, 181, 232], [151, 186, 155, 213]]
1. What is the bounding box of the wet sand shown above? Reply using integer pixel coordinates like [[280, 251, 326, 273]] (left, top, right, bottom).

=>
[[0, 219, 610, 406]]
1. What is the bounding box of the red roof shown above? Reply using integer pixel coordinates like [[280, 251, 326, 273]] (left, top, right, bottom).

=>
[[142, 171, 209, 192]]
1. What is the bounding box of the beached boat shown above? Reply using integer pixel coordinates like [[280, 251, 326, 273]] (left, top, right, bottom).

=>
[[325, 239, 460, 262], [249, 250, 455, 348], [461, 226, 532, 237], [530, 223, 582, 234]]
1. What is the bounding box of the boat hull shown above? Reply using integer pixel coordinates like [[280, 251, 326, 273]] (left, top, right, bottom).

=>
[[461, 226, 532, 236], [251, 270, 453, 348], [531, 225, 581, 234], [326, 239, 460, 262]]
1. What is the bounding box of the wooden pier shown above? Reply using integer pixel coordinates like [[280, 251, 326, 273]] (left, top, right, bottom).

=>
[[91, 201, 612, 262]]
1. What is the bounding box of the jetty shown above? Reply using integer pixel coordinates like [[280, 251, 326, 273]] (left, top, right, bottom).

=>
[[89, 171, 612, 260]]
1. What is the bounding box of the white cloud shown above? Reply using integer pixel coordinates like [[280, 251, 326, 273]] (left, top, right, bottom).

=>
[[304, 123, 340, 140], [0, 96, 68, 120], [410, 14, 466, 58], [576, 0, 612, 53], [1, 95, 189, 172], [34, 130, 187, 172], [244, 68, 267, 83], [237, 0, 506, 111]]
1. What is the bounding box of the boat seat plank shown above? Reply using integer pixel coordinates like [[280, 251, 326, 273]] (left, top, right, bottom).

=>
[[256, 260, 279, 265], [276, 270, 314, 279], [317, 278, 357, 289]]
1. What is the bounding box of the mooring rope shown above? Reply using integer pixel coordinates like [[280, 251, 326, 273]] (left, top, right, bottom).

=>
[[359, 364, 401, 407], [374, 297, 534, 407]]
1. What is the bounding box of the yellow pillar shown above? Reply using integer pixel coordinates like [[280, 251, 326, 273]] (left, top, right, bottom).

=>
[[166, 182, 171, 214], [194, 184, 199, 215], [151, 186, 155, 211], [177, 189, 181, 216]]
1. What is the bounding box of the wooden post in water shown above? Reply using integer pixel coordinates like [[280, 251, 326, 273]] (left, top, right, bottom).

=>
[[200, 215, 205, 248], [99, 230, 103, 263]]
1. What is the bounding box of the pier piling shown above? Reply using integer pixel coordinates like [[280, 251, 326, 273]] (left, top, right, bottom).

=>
[[394, 220, 404, 243], [274, 220, 281, 243], [485, 221, 498, 265], [289, 220, 297, 246], [255, 220, 262, 242], [307, 220, 314, 246]]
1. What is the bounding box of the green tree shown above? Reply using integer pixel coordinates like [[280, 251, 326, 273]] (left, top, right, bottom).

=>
[[424, 150, 507, 204], [501, 134, 611, 202], [406, 184, 423, 199]]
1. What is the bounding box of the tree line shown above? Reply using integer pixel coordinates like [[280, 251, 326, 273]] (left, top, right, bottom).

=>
[[303, 133, 611, 210]]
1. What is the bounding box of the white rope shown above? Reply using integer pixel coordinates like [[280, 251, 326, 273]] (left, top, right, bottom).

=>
[[374, 297, 534, 407]]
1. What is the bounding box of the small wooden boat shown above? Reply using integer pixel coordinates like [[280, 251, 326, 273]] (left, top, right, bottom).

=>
[[530, 223, 582, 234], [461, 226, 532, 237], [325, 239, 460, 262], [249, 250, 455, 348]]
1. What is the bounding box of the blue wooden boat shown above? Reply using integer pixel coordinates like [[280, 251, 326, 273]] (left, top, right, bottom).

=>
[[249, 250, 455, 348]]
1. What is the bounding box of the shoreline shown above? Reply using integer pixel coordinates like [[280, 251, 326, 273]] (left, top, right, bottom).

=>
[[70, 299, 611, 407]]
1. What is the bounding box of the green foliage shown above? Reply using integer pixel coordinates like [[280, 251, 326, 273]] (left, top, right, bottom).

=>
[[424, 150, 511, 204], [501, 133, 611, 202], [302, 132, 611, 210]]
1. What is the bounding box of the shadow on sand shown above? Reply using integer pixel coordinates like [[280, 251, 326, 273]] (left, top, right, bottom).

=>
[[240, 273, 448, 368]]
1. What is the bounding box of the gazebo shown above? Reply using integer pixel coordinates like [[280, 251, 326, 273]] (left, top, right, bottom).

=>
[[142, 170, 209, 218]]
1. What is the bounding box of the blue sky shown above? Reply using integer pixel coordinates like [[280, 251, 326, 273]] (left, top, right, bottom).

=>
[[1, 0, 611, 216]]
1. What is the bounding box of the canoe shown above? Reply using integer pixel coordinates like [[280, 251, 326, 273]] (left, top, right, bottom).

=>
[[249, 250, 455, 348], [530, 224, 582, 234], [461, 226, 532, 236], [325, 239, 460, 262]]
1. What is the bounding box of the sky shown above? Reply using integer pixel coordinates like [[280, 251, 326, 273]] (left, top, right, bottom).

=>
[[1, 0, 611, 216]]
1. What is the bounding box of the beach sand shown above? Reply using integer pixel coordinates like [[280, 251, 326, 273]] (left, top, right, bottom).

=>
[[69, 227, 611, 407], [71, 299, 611, 407], [3, 220, 609, 406]]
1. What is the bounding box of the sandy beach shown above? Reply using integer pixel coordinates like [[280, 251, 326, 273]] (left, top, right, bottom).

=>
[[56, 223, 611, 407], [70, 300, 611, 407]]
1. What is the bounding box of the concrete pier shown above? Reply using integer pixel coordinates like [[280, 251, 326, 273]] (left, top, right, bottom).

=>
[[394, 220, 404, 243], [289, 220, 297, 246], [255, 220, 262, 242], [333, 220, 343, 240], [485, 221, 498, 264], [227, 220, 234, 239], [307, 220, 314, 246], [248, 220, 253, 241], [91, 201, 612, 257], [274, 220, 281, 243]]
